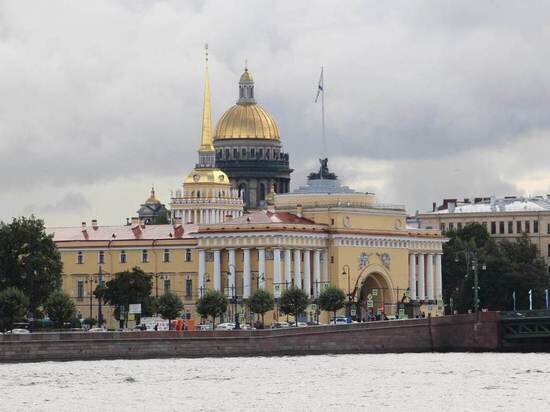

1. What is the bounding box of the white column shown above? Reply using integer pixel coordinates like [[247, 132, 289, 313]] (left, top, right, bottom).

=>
[[303, 249, 311, 297], [426, 254, 434, 301], [228, 248, 236, 295], [243, 248, 251, 298], [321, 249, 329, 283], [213, 249, 221, 291], [313, 249, 321, 297], [198, 249, 205, 297], [273, 248, 282, 297], [284, 249, 292, 288], [409, 253, 417, 300], [193, 209, 198, 224], [435, 253, 443, 300], [258, 248, 266, 290], [206, 210, 210, 224], [294, 249, 302, 289], [418, 254, 426, 301]]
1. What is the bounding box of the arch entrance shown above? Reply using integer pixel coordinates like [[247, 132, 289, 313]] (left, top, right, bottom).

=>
[[356, 272, 393, 321]]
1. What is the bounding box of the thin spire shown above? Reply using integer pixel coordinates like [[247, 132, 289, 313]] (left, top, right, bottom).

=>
[[199, 43, 214, 152]]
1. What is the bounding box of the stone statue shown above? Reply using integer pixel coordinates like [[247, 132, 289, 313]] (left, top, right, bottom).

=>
[[308, 158, 337, 180]]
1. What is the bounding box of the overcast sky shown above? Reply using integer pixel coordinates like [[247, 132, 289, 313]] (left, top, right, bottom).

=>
[[1, 0, 550, 226]]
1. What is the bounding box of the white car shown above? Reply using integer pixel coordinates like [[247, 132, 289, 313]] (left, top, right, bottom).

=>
[[216, 323, 235, 330], [271, 321, 290, 329], [88, 327, 108, 333], [198, 323, 213, 331], [7, 328, 30, 334], [330, 317, 349, 325]]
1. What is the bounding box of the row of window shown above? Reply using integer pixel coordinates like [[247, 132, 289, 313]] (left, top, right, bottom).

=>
[[76, 278, 194, 299], [441, 220, 542, 235], [76, 249, 193, 265], [217, 147, 287, 161]]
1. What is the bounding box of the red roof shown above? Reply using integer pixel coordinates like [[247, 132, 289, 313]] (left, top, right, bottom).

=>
[[48, 224, 197, 242]]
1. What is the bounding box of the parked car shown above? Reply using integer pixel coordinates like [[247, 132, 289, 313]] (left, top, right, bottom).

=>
[[198, 323, 213, 331], [216, 323, 235, 330], [289, 321, 308, 327], [7, 328, 30, 334], [239, 324, 255, 331], [330, 317, 349, 325], [270, 321, 290, 329], [88, 327, 108, 333]]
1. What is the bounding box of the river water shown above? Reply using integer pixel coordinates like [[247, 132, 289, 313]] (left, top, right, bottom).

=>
[[1, 353, 549, 411]]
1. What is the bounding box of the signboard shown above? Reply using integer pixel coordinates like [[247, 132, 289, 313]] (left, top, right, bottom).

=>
[[274, 284, 281, 298], [376, 309, 381, 316], [351, 308, 357, 316], [367, 299, 374, 308], [367, 294, 373, 300], [372, 289, 378, 297], [398, 308, 405, 317], [129, 304, 142, 314]]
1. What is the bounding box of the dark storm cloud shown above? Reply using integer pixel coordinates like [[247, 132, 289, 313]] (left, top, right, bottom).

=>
[[1, 0, 550, 222]]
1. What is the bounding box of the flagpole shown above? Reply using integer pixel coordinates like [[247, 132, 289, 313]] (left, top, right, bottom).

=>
[[321, 67, 326, 159]]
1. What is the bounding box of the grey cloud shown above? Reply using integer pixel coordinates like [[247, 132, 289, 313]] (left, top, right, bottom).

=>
[[24, 192, 90, 215]]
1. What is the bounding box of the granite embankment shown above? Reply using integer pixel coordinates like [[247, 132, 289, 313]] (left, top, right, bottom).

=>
[[0, 312, 502, 363]]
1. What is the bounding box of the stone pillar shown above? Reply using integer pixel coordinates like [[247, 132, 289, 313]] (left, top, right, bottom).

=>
[[303, 249, 311, 297], [435, 253, 443, 300], [409, 253, 417, 300], [198, 249, 205, 297], [284, 249, 292, 288], [258, 247, 266, 290], [313, 249, 321, 297], [273, 248, 282, 297], [418, 254, 426, 301], [243, 248, 251, 298], [213, 249, 221, 291], [294, 249, 302, 289], [426, 254, 434, 301], [228, 248, 236, 296]]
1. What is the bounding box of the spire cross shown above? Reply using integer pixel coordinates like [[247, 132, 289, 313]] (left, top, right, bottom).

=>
[[245, 59, 248, 70]]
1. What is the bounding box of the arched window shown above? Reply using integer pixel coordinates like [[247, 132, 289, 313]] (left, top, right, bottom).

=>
[[197, 190, 201, 198], [259, 183, 266, 201]]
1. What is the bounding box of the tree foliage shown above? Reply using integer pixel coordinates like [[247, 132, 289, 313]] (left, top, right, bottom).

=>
[[279, 286, 309, 324], [0, 216, 63, 313], [246, 289, 274, 328], [0, 287, 29, 331], [196, 290, 227, 327], [45, 290, 76, 328], [95, 267, 152, 325], [443, 223, 550, 312], [157, 292, 184, 327], [319, 286, 346, 320]]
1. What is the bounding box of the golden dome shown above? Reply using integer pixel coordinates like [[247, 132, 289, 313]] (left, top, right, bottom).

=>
[[240, 68, 253, 82], [214, 104, 280, 140], [184, 168, 231, 185], [145, 187, 161, 204]]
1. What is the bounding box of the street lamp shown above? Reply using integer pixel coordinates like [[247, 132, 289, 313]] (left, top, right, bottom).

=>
[[227, 264, 240, 329], [199, 274, 210, 298], [342, 264, 353, 317], [455, 250, 486, 314], [85, 274, 98, 320]]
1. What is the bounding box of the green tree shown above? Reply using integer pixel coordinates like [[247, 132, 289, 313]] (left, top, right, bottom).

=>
[[0, 216, 63, 314], [95, 267, 152, 327], [0, 287, 29, 331], [157, 292, 184, 329], [319, 286, 346, 321], [246, 289, 274, 328], [279, 286, 309, 325], [196, 290, 227, 328], [44, 291, 76, 328]]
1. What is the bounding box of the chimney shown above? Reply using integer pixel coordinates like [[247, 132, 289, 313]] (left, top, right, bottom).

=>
[[91, 219, 98, 230], [131, 217, 139, 225], [81, 221, 86, 230], [297, 204, 303, 218], [126, 217, 130, 225], [432, 202, 436, 212]]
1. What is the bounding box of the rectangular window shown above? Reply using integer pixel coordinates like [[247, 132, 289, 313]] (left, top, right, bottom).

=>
[[490, 222, 496, 234], [241, 148, 247, 158], [250, 148, 255, 157], [525, 221, 530, 233], [185, 279, 192, 298], [120, 250, 127, 264], [77, 251, 84, 264], [77, 280, 84, 299], [98, 250, 105, 264], [449, 222, 454, 230], [185, 249, 192, 262], [548, 245, 550, 257], [163, 249, 170, 263], [548, 223, 550, 234], [142, 250, 149, 263], [164, 279, 171, 292], [499, 221, 505, 234], [508, 221, 513, 234], [457, 222, 463, 230], [440, 223, 445, 232], [534, 220, 539, 233], [233, 148, 238, 158], [517, 221, 522, 233]]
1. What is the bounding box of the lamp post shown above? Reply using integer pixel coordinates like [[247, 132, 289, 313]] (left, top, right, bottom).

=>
[[85, 274, 98, 321], [199, 274, 210, 298], [342, 264, 353, 317], [227, 264, 240, 329], [97, 266, 104, 326], [455, 250, 486, 314]]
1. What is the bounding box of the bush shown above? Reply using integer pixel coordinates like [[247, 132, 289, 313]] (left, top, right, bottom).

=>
[[45, 291, 76, 328], [0, 287, 29, 331], [196, 290, 227, 328]]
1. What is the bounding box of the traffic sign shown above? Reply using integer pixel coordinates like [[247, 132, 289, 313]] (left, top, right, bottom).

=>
[[367, 299, 374, 308], [351, 308, 356, 316], [372, 289, 378, 296], [367, 294, 373, 300]]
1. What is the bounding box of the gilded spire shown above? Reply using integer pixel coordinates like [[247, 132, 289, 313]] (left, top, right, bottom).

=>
[[199, 43, 214, 152]]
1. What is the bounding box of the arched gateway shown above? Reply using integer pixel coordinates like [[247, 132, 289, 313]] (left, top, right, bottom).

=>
[[355, 271, 397, 321]]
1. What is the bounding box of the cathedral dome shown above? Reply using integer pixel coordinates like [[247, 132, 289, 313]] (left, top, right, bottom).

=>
[[184, 168, 231, 185], [214, 104, 280, 140]]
